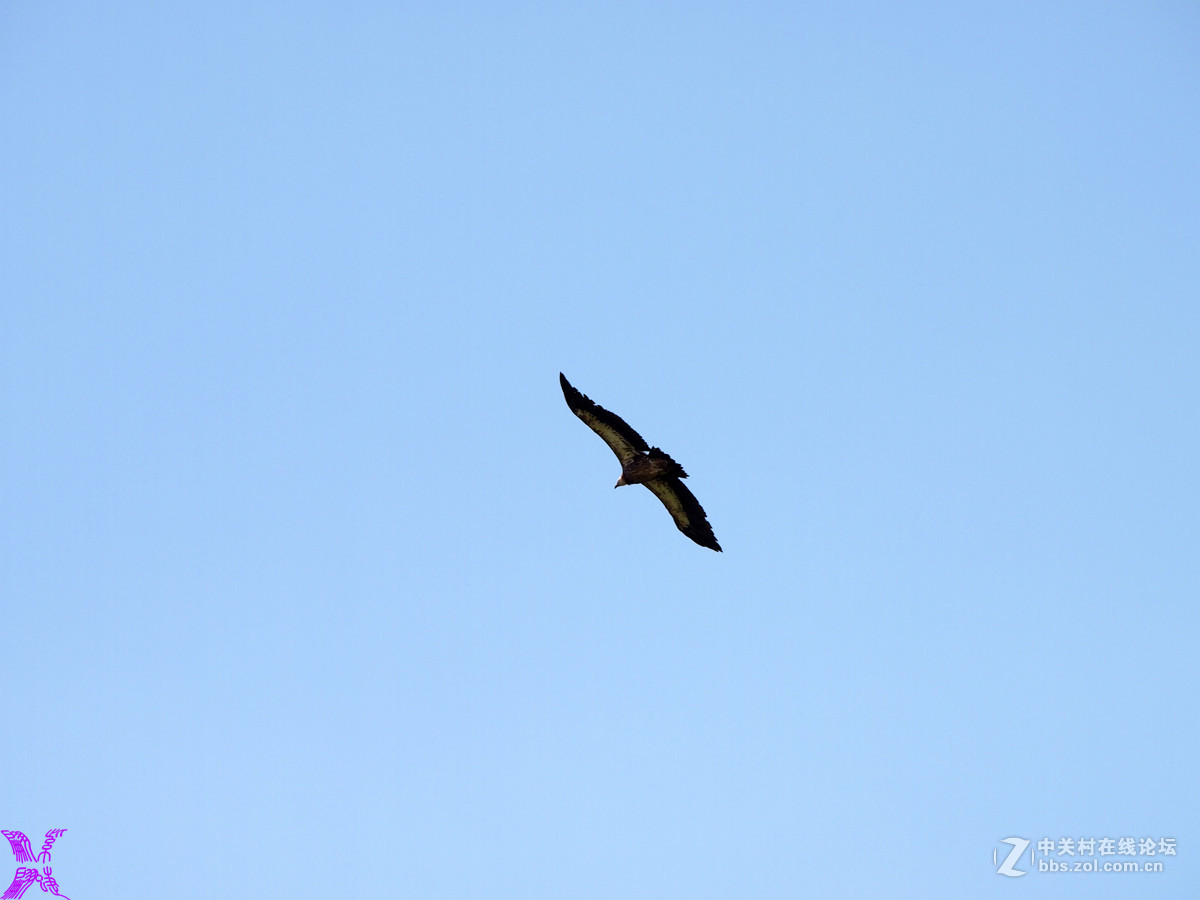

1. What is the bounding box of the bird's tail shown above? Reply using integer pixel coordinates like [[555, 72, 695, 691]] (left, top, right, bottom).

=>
[[647, 447, 688, 478]]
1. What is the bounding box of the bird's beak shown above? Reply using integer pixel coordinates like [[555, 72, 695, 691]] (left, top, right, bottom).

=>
[[614, 475, 626, 488]]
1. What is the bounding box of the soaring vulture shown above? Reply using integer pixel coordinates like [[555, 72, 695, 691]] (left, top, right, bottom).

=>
[[559, 372, 721, 552]]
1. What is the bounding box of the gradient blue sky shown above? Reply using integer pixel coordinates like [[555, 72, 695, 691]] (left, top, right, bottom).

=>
[[3, 3, 1197, 898]]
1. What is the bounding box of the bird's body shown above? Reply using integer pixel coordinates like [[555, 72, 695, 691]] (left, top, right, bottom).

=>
[[614, 448, 686, 487], [559, 373, 721, 551]]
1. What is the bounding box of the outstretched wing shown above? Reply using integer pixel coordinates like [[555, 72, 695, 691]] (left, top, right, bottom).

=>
[[560, 373, 649, 465], [643, 477, 722, 551], [0, 832, 33, 864], [1, 868, 37, 900]]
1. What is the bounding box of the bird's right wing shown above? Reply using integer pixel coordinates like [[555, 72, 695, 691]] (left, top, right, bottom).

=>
[[560, 373, 650, 465], [643, 476, 722, 552]]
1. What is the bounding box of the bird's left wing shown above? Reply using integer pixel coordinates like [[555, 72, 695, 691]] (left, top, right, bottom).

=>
[[643, 477, 722, 551], [560, 373, 649, 464]]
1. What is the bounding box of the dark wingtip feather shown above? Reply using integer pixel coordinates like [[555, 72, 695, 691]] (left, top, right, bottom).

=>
[[559, 372, 578, 407], [680, 511, 722, 551]]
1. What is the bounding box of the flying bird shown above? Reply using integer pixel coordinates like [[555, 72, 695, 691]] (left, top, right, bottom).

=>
[[559, 372, 721, 551]]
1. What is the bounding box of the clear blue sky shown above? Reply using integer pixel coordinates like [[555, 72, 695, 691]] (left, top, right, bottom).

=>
[[2, 3, 1197, 897]]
